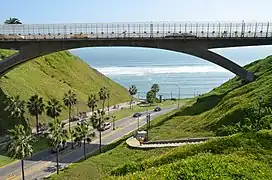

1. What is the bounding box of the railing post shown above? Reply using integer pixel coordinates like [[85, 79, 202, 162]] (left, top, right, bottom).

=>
[[128, 24, 130, 38], [218, 23, 220, 37], [196, 23, 198, 37], [229, 23, 232, 38], [254, 22, 257, 38], [266, 22, 269, 38], [162, 23, 164, 38], [207, 23, 209, 38]]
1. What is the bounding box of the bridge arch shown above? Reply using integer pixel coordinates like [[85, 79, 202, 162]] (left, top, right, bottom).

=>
[[0, 40, 254, 81]]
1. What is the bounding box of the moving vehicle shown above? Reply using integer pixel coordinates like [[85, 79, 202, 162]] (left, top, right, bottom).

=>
[[165, 33, 197, 38], [154, 107, 162, 112], [133, 112, 142, 117], [101, 122, 111, 131]]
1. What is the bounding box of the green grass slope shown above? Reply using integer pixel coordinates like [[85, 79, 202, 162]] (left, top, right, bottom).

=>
[[148, 55, 272, 139], [108, 130, 272, 179], [49, 56, 272, 180], [0, 49, 130, 132]]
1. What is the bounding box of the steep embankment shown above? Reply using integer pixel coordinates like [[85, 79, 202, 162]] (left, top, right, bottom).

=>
[[0, 49, 130, 132], [147, 55, 272, 140], [106, 56, 272, 179], [108, 130, 272, 179]]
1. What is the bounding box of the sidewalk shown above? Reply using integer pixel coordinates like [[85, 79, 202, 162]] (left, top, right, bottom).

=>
[[126, 137, 210, 149]]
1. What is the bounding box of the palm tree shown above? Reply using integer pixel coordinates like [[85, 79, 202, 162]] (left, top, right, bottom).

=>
[[90, 110, 105, 153], [27, 95, 45, 134], [0, 54, 6, 60], [8, 125, 35, 180], [106, 89, 110, 114], [128, 85, 137, 109], [151, 83, 160, 99], [70, 129, 77, 149], [63, 90, 77, 133], [4, 17, 22, 24], [87, 94, 98, 114], [46, 98, 62, 120], [74, 121, 95, 160], [98, 87, 109, 114], [47, 118, 68, 175], [5, 95, 25, 123]]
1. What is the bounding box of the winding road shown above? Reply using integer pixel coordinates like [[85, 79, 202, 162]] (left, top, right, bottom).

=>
[[0, 106, 177, 180]]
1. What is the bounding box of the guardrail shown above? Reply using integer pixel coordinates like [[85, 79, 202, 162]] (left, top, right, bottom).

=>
[[0, 21, 272, 40]]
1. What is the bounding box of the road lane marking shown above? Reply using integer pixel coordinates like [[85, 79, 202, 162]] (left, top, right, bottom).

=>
[[3, 107, 177, 180]]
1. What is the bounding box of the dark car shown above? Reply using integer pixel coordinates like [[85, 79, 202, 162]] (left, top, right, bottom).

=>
[[133, 112, 142, 117], [154, 107, 162, 112]]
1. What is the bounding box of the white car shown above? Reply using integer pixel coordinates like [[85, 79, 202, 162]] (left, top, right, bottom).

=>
[[102, 122, 111, 130]]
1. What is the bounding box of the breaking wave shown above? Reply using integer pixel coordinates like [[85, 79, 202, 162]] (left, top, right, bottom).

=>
[[95, 66, 228, 76]]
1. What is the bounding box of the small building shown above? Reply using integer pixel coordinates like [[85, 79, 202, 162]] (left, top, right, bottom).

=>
[[135, 131, 147, 142]]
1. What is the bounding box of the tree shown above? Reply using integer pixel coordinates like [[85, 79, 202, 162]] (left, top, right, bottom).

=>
[[8, 125, 35, 180], [128, 85, 137, 109], [146, 90, 156, 106], [98, 87, 109, 114], [63, 90, 77, 133], [151, 83, 160, 98], [87, 94, 98, 114], [27, 95, 44, 134], [47, 118, 68, 175], [4, 17, 22, 24], [0, 53, 6, 60], [46, 98, 62, 120], [90, 110, 105, 153], [106, 89, 110, 114], [74, 121, 95, 160], [5, 95, 25, 123]]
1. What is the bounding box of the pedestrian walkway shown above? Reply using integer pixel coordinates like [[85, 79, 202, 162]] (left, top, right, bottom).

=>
[[126, 136, 211, 149]]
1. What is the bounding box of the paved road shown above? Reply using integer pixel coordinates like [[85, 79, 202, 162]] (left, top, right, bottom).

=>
[[0, 106, 177, 180], [32, 101, 136, 134]]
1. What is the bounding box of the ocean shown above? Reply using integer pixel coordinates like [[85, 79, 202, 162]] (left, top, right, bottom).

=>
[[71, 46, 272, 99]]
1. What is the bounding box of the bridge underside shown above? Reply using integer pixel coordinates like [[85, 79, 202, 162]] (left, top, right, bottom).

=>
[[0, 39, 259, 81]]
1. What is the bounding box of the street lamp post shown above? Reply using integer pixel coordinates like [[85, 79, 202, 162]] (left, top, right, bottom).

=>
[[112, 115, 116, 130], [137, 116, 140, 131], [175, 84, 181, 108], [146, 113, 150, 141]]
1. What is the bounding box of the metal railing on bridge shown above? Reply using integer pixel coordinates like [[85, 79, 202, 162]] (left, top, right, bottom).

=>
[[0, 21, 272, 40]]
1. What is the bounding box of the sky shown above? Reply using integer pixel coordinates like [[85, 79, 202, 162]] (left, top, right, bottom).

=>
[[0, 0, 272, 24]]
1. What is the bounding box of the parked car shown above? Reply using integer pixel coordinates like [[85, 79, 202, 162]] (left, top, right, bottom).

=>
[[133, 112, 142, 117], [154, 107, 162, 112]]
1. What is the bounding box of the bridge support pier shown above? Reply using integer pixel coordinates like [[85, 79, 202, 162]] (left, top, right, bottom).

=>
[[180, 48, 254, 82]]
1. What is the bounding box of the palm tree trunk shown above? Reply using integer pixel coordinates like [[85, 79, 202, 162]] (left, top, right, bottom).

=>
[[35, 114, 39, 134], [56, 145, 59, 174], [130, 96, 132, 109], [68, 106, 71, 133], [99, 131, 102, 153], [21, 159, 25, 180], [84, 139, 86, 160], [107, 99, 110, 115]]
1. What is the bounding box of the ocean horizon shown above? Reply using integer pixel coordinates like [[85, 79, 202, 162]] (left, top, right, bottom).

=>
[[71, 46, 272, 99]]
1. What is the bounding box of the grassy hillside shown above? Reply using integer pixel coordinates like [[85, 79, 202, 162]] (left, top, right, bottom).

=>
[[108, 130, 272, 179], [0, 49, 130, 133], [49, 55, 272, 179], [147, 55, 272, 139]]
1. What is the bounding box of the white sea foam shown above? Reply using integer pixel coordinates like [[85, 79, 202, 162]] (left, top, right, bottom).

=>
[[95, 66, 228, 76]]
